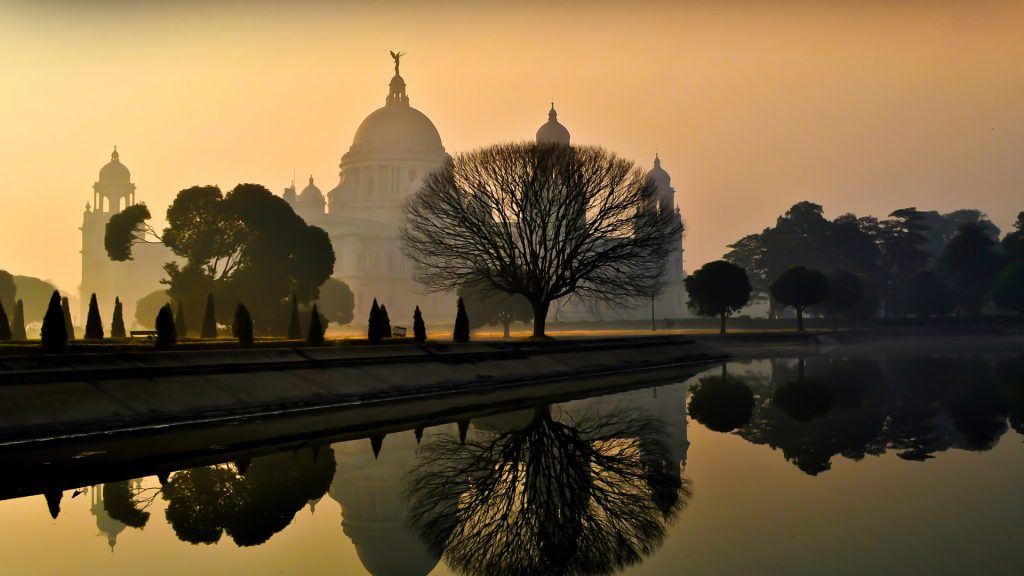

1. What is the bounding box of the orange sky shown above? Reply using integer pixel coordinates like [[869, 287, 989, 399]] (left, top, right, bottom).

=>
[[1, 0, 1022, 293]]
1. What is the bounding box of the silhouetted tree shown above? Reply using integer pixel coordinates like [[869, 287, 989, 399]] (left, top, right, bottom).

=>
[[0, 269, 14, 315], [368, 298, 382, 343], [306, 304, 324, 346], [155, 303, 177, 348], [175, 300, 188, 339], [1002, 212, 1024, 263], [11, 299, 26, 340], [102, 481, 150, 529], [413, 305, 426, 343], [907, 270, 955, 317], [876, 208, 932, 316], [110, 297, 126, 338], [994, 263, 1024, 316], [687, 368, 755, 432], [233, 303, 253, 348], [41, 291, 67, 352], [405, 406, 690, 576], [458, 284, 533, 338], [822, 271, 863, 328], [939, 222, 1003, 315], [684, 260, 752, 334], [61, 296, 74, 339], [201, 293, 217, 338], [772, 360, 833, 422], [401, 143, 682, 337], [453, 297, 470, 342], [84, 293, 104, 339], [287, 293, 301, 339], [106, 184, 335, 335], [0, 302, 10, 341], [11, 275, 56, 324], [317, 278, 355, 327], [380, 304, 392, 338], [770, 266, 829, 331]]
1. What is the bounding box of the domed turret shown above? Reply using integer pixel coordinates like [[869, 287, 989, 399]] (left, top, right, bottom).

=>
[[295, 176, 326, 217], [647, 154, 672, 190], [536, 103, 571, 146], [99, 148, 131, 183], [92, 147, 136, 213]]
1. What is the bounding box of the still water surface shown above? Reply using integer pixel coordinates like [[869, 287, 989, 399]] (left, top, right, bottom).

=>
[[1, 352, 1021, 575]]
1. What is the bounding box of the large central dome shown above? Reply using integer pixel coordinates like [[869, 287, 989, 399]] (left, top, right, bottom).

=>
[[348, 73, 444, 154]]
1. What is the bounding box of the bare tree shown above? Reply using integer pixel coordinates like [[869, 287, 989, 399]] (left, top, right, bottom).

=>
[[401, 142, 681, 337]]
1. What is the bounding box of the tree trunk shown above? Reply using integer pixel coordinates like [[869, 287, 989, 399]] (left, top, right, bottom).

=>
[[796, 307, 805, 332], [720, 312, 727, 334], [502, 320, 511, 339], [531, 300, 550, 337]]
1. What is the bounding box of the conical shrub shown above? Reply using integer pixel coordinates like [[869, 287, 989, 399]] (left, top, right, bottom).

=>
[[41, 291, 67, 352], [413, 306, 426, 344], [11, 299, 26, 340], [201, 293, 217, 339], [0, 301, 11, 341], [175, 301, 188, 339], [155, 303, 176, 348], [233, 303, 253, 348], [453, 297, 470, 343], [110, 297, 126, 338], [61, 296, 74, 339], [368, 298, 382, 344], [307, 304, 324, 346], [380, 304, 392, 338], [84, 293, 104, 339]]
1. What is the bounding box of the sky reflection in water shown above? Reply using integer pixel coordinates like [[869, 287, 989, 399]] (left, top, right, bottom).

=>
[[0, 353, 1021, 576]]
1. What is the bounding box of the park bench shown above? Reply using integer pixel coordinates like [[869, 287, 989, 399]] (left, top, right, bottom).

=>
[[392, 326, 408, 337], [129, 330, 158, 340]]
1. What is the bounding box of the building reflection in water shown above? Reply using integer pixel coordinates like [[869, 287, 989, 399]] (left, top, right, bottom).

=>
[[401, 383, 692, 576]]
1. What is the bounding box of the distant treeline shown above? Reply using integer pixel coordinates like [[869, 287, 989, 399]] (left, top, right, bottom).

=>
[[723, 202, 1024, 319]]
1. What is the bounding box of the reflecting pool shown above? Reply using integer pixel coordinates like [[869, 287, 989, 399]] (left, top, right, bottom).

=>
[[0, 352, 1021, 575]]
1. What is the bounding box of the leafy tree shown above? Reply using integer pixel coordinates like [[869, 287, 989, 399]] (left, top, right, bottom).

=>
[[287, 293, 301, 339], [11, 299, 26, 340], [201, 293, 217, 339], [770, 266, 829, 331], [110, 297, 126, 338], [876, 208, 932, 316], [907, 270, 955, 318], [687, 368, 755, 432], [155, 304, 177, 348], [106, 184, 335, 335], [317, 278, 354, 327], [453, 297, 470, 342], [306, 304, 324, 346], [11, 276, 56, 323], [102, 481, 150, 529], [84, 293, 104, 339], [61, 296, 74, 339], [233, 304, 253, 348], [939, 222, 1004, 315], [0, 269, 14, 315], [994, 263, 1024, 316], [136, 289, 169, 329], [724, 233, 769, 305], [413, 305, 426, 343], [458, 285, 533, 338], [401, 143, 681, 337], [367, 299, 382, 344], [822, 271, 863, 329], [0, 302, 11, 341], [1002, 212, 1024, 263], [175, 301, 189, 339], [683, 260, 751, 334], [41, 291, 67, 352], [380, 304, 392, 338]]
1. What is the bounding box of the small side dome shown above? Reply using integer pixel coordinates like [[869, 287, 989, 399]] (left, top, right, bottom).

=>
[[536, 104, 570, 146], [299, 176, 323, 203], [99, 147, 131, 183], [647, 154, 671, 189]]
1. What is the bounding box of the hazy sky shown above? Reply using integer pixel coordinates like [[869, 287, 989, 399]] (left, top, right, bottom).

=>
[[1, 0, 1022, 293]]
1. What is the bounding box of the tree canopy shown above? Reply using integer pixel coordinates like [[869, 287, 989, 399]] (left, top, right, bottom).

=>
[[106, 183, 335, 334], [684, 260, 751, 334], [401, 142, 681, 337], [770, 266, 829, 331]]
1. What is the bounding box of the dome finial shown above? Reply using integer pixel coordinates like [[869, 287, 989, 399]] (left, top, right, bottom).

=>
[[111, 146, 119, 162], [549, 101, 557, 121], [654, 153, 660, 168]]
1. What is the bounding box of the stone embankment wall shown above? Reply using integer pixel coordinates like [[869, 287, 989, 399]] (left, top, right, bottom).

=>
[[0, 336, 725, 443]]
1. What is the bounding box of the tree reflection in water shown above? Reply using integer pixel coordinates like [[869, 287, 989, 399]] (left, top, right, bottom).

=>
[[162, 446, 335, 546], [693, 354, 1024, 475], [405, 405, 691, 576], [687, 366, 755, 433]]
